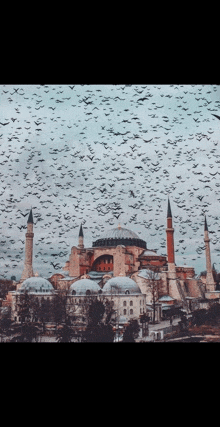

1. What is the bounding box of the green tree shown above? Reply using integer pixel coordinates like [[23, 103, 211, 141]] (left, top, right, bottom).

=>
[[205, 303, 220, 324], [82, 299, 115, 342], [122, 319, 140, 342], [0, 307, 13, 342], [190, 309, 207, 326], [51, 290, 69, 328], [16, 291, 32, 323], [37, 298, 53, 334], [55, 318, 76, 342]]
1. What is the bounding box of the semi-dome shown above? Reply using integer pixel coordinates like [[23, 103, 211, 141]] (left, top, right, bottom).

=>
[[70, 278, 102, 295], [92, 226, 146, 249], [102, 276, 142, 295], [19, 276, 54, 293]]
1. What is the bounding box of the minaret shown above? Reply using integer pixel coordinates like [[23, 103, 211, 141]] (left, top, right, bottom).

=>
[[20, 209, 34, 282], [166, 198, 180, 299], [166, 198, 175, 265], [204, 215, 215, 291], [78, 223, 84, 249]]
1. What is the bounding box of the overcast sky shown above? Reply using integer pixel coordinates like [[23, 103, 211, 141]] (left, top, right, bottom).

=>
[[0, 84, 220, 280]]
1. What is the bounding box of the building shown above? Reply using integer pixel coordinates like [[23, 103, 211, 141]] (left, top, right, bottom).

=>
[[7, 274, 55, 322], [3, 199, 220, 324]]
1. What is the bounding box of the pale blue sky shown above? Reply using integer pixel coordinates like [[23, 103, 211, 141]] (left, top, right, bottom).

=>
[[0, 84, 220, 279]]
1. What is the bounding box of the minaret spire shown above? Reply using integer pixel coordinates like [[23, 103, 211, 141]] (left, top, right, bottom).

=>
[[204, 214, 208, 231], [167, 197, 172, 218], [27, 208, 33, 224], [204, 215, 215, 292], [20, 209, 34, 282], [78, 223, 84, 249]]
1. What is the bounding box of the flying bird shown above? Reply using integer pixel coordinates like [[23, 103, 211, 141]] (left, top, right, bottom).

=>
[[212, 113, 220, 121]]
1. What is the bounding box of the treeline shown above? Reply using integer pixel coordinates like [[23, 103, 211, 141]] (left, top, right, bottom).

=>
[[0, 291, 142, 342], [0, 280, 16, 300], [190, 302, 220, 327]]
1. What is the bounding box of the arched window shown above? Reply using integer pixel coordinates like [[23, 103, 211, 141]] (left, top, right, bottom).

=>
[[130, 309, 133, 315], [123, 309, 127, 315], [86, 290, 91, 296], [130, 300, 133, 306], [123, 301, 127, 306], [72, 290, 76, 295], [125, 290, 130, 295]]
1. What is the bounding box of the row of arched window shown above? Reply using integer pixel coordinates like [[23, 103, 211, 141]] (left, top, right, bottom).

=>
[[123, 308, 144, 315], [123, 300, 133, 306]]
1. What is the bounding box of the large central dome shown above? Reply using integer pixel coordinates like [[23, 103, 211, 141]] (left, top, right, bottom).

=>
[[92, 226, 146, 249]]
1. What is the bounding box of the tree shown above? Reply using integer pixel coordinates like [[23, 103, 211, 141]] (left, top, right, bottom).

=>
[[12, 292, 41, 341], [0, 279, 16, 300], [0, 307, 13, 342], [51, 290, 69, 328], [139, 313, 150, 337], [55, 318, 76, 342], [141, 268, 161, 324], [10, 321, 39, 342], [82, 298, 115, 342], [87, 299, 105, 326], [37, 298, 53, 334], [205, 303, 220, 325], [165, 306, 184, 323], [122, 319, 140, 342], [190, 308, 208, 326], [16, 290, 32, 323]]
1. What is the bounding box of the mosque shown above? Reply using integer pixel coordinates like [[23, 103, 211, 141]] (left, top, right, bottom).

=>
[[3, 199, 220, 324]]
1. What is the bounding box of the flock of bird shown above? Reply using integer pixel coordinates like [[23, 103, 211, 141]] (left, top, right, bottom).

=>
[[0, 84, 220, 280]]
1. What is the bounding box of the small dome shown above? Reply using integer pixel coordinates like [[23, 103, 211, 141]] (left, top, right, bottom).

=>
[[70, 279, 101, 295], [19, 277, 54, 293], [103, 276, 141, 295], [141, 250, 158, 256]]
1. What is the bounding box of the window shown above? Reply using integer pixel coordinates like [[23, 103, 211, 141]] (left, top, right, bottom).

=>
[[130, 300, 133, 306], [123, 309, 127, 315], [140, 299, 142, 305], [140, 308, 142, 314], [72, 290, 76, 295], [130, 309, 133, 315], [125, 290, 130, 295], [123, 301, 126, 306], [86, 290, 91, 296]]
